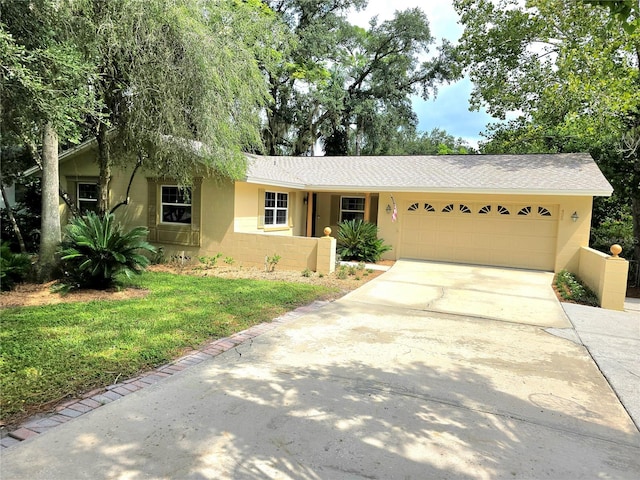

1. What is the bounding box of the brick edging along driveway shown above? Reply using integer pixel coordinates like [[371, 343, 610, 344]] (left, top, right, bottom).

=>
[[0, 300, 330, 449]]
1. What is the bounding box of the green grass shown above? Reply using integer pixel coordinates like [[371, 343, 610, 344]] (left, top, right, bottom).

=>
[[0, 272, 334, 423]]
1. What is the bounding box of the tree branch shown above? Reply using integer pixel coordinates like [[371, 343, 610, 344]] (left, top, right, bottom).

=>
[[109, 155, 143, 214]]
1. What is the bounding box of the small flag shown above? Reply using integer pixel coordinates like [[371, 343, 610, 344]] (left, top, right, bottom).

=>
[[391, 197, 398, 223]]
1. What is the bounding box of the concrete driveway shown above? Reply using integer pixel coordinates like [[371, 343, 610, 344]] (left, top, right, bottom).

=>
[[2, 260, 639, 479]]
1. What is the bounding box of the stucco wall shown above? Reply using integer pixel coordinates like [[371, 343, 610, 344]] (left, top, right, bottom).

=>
[[58, 155, 597, 274], [233, 182, 305, 237], [376, 192, 594, 272], [578, 247, 629, 310]]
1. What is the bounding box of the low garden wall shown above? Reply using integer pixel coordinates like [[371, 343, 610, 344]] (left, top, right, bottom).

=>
[[577, 246, 629, 311], [222, 232, 336, 274]]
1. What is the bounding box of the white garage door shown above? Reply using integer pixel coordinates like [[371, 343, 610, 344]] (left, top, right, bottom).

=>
[[399, 201, 558, 271]]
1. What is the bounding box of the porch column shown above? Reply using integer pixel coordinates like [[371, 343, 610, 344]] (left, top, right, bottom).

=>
[[306, 191, 314, 237], [364, 192, 371, 222]]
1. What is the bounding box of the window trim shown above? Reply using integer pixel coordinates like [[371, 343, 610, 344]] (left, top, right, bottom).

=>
[[160, 185, 193, 225], [77, 182, 98, 213], [340, 195, 366, 222], [264, 191, 289, 227]]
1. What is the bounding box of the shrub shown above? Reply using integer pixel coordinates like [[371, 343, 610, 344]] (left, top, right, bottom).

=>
[[302, 268, 313, 277], [265, 253, 281, 272], [336, 266, 348, 279], [0, 178, 41, 253], [590, 212, 636, 260], [554, 270, 599, 307], [337, 219, 392, 262], [199, 252, 222, 268], [59, 212, 156, 290], [0, 242, 32, 291]]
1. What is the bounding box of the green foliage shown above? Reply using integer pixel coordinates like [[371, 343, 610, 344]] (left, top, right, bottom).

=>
[[364, 127, 475, 156], [59, 212, 156, 290], [0, 178, 41, 253], [0, 242, 32, 291], [198, 253, 223, 268], [0, 271, 334, 423], [262, 1, 456, 155], [224, 256, 235, 265], [454, 0, 640, 260], [554, 270, 600, 306], [590, 211, 636, 258], [265, 253, 281, 272], [337, 219, 392, 262], [301, 268, 313, 277], [336, 266, 348, 280]]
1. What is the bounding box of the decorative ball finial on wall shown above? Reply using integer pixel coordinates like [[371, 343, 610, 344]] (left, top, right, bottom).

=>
[[610, 244, 622, 258]]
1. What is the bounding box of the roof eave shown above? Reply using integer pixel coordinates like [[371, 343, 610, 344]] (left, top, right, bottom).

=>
[[23, 138, 97, 177], [299, 185, 614, 196]]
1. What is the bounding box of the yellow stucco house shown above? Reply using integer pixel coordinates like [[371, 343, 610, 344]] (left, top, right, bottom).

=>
[[42, 142, 629, 308]]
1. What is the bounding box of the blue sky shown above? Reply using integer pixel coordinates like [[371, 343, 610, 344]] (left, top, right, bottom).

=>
[[348, 0, 500, 148]]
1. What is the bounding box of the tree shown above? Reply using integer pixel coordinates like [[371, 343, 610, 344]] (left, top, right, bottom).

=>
[[261, 0, 365, 155], [1, 0, 94, 280], [360, 127, 474, 155], [69, 0, 275, 213], [262, 1, 457, 156], [453, 0, 640, 260]]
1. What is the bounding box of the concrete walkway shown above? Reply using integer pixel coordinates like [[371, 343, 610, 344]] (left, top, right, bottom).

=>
[[562, 299, 640, 429], [1, 260, 639, 479]]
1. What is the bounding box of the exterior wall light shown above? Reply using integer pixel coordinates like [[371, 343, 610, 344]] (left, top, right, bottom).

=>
[[386, 204, 392, 214], [571, 211, 579, 222]]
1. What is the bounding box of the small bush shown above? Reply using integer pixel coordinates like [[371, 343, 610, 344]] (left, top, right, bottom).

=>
[[199, 253, 222, 268], [302, 268, 313, 277], [554, 270, 599, 307], [59, 212, 156, 290], [0, 242, 32, 291], [224, 256, 235, 265], [337, 219, 391, 262], [336, 266, 348, 280], [265, 253, 281, 272]]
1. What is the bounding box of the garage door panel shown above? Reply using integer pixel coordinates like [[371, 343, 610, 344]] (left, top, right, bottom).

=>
[[399, 201, 558, 271]]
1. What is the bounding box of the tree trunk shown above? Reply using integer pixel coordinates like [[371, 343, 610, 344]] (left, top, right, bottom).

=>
[[23, 136, 80, 216], [96, 123, 111, 214], [0, 181, 27, 253], [37, 122, 61, 282]]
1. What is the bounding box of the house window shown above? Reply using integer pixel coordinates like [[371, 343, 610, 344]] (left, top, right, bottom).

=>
[[340, 196, 365, 222], [161, 186, 192, 224], [265, 191, 288, 226], [538, 206, 552, 217], [77, 182, 98, 213], [518, 206, 532, 216]]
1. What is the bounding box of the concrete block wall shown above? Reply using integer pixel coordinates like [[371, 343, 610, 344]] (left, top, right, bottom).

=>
[[578, 246, 629, 311]]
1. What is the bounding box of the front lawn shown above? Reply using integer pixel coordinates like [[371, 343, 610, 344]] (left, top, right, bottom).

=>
[[0, 271, 334, 424]]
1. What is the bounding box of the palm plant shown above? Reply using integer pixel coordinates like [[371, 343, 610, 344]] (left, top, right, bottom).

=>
[[0, 242, 32, 291], [59, 212, 156, 290], [337, 219, 392, 262]]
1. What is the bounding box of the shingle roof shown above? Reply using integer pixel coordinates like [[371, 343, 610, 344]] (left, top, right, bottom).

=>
[[245, 153, 612, 196]]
